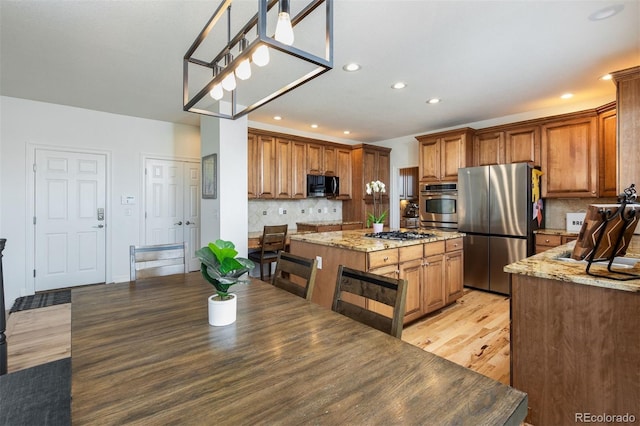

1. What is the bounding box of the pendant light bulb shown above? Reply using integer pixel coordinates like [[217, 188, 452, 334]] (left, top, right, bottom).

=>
[[235, 37, 251, 80], [222, 72, 237, 91], [275, 12, 294, 45], [252, 44, 270, 67], [235, 59, 252, 80], [209, 83, 223, 100]]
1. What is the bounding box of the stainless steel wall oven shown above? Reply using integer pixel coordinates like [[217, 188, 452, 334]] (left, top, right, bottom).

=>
[[419, 182, 458, 229]]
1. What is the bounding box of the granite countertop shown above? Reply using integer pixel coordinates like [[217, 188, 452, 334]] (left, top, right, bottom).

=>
[[534, 228, 579, 237], [504, 241, 640, 293], [289, 228, 464, 252], [296, 220, 363, 226]]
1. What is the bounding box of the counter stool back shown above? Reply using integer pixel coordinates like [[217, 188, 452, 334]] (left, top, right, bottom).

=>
[[248, 225, 288, 281], [272, 252, 318, 300], [332, 265, 408, 338]]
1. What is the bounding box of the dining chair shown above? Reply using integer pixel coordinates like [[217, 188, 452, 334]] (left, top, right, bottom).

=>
[[332, 265, 408, 338], [129, 242, 188, 280], [248, 225, 288, 281], [272, 252, 318, 301]]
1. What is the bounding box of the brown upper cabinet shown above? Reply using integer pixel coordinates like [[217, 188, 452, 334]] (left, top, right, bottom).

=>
[[247, 133, 276, 199], [248, 128, 352, 200], [307, 143, 336, 175], [541, 112, 598, 198], [416, 128, 474, 183], [342, 144, 391, 225], [399, 167, 419, 200], [275, 138, 307, 199], [474, 126, 541, 167], [597, 102, 617, 198]]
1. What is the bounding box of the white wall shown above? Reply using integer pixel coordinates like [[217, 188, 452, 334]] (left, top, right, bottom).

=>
[[0, 96, 200, 308], [200, 112, 250, 257]]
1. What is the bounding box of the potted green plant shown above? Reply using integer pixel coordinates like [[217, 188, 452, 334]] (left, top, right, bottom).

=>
[[366, 180, 387, 233], [195, 239, 255, 326]]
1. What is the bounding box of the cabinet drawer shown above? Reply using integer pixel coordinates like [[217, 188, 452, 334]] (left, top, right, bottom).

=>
[[399, 245, 423, 262], [424, 241, 445, 257], [445, 238, 463, 252], [368, 249, 399, 269], [535, 234, 562, 247]]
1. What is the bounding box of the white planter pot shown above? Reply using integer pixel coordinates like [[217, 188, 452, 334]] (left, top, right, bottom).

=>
[[372, 223, 384, 233], [208, 293, 237, 326]]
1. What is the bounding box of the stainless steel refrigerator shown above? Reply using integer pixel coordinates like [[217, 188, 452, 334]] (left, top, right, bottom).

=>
[[458, 163, 543, 295]]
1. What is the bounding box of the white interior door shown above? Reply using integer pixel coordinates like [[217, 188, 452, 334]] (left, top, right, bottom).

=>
[[145, 158, 200, 271], [34, 149, 107, 291]]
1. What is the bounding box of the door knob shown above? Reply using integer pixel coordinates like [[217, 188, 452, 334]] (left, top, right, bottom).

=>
[[175, 221, 183, 225], [92, 224, 104, 229], [185, 221, 192, 225]]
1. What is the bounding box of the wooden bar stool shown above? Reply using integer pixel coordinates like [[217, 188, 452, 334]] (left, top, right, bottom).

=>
[[248, 225, 288, 281]]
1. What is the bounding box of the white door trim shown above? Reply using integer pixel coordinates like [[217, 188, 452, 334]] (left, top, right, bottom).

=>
[[25, 143, 112, 295]]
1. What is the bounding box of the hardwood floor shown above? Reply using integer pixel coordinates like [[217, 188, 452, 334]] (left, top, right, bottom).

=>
[[5, 288, 511, 385], [402, 288, 511, 385], [6, 303, 71, 373]]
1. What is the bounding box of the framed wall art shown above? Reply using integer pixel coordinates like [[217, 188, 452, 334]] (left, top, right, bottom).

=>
[[202, 153, 217, 199]]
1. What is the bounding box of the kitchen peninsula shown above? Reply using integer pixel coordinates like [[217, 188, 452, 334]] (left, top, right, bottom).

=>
[[505, 242, 640, 425], [290, 229, 464, 323]]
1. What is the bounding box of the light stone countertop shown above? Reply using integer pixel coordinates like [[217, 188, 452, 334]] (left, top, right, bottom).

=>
[[504, 241, 640, 293], [289, 228, 464, 252]]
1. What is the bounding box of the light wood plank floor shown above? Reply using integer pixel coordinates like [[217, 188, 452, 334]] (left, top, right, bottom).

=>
[[6, 303, 71, 373], [5, 288, 511, 385], [402, 288, 511, 385]]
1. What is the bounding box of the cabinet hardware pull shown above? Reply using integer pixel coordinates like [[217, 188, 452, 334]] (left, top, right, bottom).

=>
[[175, 221, 183, 225], [383, 256, 388, 261]]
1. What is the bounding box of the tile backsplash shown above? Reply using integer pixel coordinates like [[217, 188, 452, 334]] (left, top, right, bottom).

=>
[[544, 197, 617, 229], [248, 199, 343, 232]]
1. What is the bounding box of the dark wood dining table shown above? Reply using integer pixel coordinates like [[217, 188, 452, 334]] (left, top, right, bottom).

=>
[[71, 273, 527, 425]]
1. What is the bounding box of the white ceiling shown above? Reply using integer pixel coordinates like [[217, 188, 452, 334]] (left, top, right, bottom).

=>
[[1, 0, 638, 143]]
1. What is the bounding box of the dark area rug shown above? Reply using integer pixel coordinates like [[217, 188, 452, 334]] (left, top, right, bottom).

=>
[[10, 290, 71, 313], [0, 357, 71, 426]]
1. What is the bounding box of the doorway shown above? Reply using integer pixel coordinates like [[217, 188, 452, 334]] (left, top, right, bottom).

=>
[[144, 158, 201, 271], [34, 149, 107, 291]]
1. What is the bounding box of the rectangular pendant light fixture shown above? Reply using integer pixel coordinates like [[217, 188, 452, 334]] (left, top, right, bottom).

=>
[[183, 0, 333, 120]]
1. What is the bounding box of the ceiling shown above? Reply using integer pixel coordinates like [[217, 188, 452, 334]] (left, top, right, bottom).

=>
[[1, 0, 638, 143]]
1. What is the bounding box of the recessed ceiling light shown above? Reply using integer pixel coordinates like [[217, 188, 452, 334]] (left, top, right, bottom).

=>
[[600, 74, 613, 81], [426, 98, 441, 104], [588, 4, 624, 21], [273, 115, 282, 120], [343, 130, 351, 135], [310, 124, 318, 129], [561, 93, 574, 99], [342, 63, 361, 72], [391, 82, 407, 89]]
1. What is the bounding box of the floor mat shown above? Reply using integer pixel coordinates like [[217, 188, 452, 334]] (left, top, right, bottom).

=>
[[10, 290, 71, 313], [0, 357, 71, 426]]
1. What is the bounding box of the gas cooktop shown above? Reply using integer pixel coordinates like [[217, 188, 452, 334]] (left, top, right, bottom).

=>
[[364, 231, 437, 240]]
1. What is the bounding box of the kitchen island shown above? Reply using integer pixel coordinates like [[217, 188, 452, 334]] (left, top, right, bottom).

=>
[[290, 229, 464, 323], [505, 242, 640, 426]]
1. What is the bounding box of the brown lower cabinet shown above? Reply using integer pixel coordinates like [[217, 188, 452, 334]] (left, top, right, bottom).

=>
[[535, 232, 578, 254], [291, 237, 464, 324], [511, 274, 639, 425]]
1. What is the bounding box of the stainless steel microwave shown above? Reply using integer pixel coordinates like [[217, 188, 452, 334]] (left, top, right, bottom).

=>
[[307, 175, 339, 197]]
